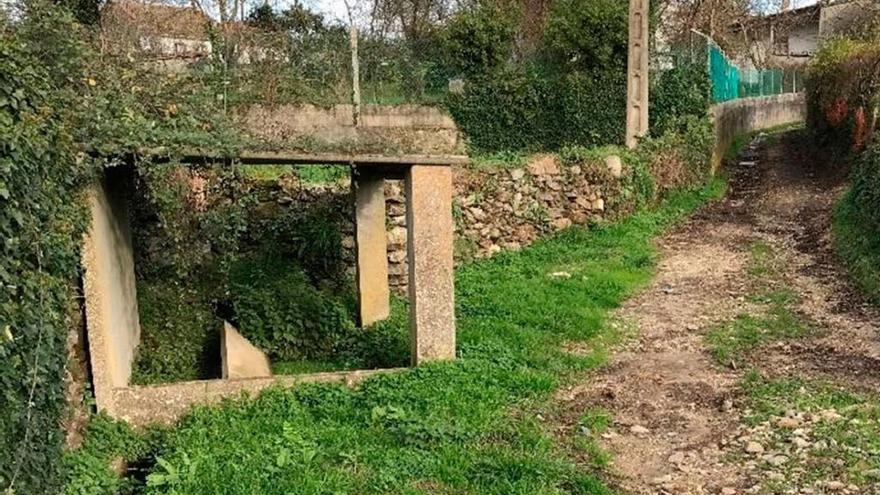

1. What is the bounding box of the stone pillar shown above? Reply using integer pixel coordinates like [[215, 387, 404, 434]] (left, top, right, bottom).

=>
[[81, 166, 140, 413], [354, 167, 391, 326], [626, 0, 650, 149], [405, 165, 456, 365]]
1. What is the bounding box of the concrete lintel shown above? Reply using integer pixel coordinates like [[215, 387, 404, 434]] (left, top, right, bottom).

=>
[[354, 167, 391, 326], [405, 165, 456, 365], [132, 149, 470, 167]]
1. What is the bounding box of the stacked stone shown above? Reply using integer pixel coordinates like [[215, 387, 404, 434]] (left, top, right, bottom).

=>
[[382, 155, 621, 294], [243, 155, 622, 296]]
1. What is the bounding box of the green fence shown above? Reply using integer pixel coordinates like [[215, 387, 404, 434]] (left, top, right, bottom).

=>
[[708, 43, 802, 103]]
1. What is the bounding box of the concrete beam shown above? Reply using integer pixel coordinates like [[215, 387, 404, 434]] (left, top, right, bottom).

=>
[[405, 165, 456, 365], [626, 0, 650, 149], [81, 166, 141, 413], [354, 167, 391, 326]]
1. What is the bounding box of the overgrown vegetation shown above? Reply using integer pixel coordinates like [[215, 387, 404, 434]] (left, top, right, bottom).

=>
[[833, 187, 880, 305], [0, 0, 723, 490], [63, 178, 726, 495], [444, 1, 711, 153], [0, 6, 92, 493], [807, 29, 880, 306]]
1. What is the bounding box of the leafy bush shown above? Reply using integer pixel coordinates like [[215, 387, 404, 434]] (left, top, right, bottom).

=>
[[639, 115, 714, 194], [442, 3, 520, 78], [0, 6, 92, 493], [227, 253, 356, 361], [650, 61, 712, 137], [446, 68, 626, 153], [541, 0, 627, 72], [130, 283, 221, 385], [806, 37, 880, 150], [833, 189, 880, 305], [851, 142, 880, 233]]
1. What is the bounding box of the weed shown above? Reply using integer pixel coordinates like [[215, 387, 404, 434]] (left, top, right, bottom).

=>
[[68, 179, 725, 494]]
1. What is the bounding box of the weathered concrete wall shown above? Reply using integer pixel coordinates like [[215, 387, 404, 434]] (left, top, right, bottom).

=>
[[81, 166, 141, 412], [711, 93, 807, 172], [110, 368, 401, 426], [240, 104, 463, 155]]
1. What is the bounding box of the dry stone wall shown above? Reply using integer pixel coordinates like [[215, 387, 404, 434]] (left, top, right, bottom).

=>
[[248, 153, 622, 294]]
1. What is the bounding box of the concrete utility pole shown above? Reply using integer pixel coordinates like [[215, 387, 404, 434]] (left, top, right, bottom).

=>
[[626, 0, 650, 149]]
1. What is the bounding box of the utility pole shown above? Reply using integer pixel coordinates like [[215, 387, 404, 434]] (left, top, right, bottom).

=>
[[343, 0, 361, 127], [626, 0, 650, 149]]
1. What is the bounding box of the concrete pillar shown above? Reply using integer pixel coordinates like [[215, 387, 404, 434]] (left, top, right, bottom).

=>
[[81, 166, 140, 412], [626, 0, 650, 149], [405, 165, 456, 365], [353, 167, 391, 326]]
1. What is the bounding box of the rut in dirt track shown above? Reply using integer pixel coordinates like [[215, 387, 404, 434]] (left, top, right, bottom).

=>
[[555, 130, 880, 495]]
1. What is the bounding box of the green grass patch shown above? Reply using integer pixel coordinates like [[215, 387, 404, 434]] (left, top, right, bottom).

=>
[[741, 373, 880, 488], [65, 178, 725, 495], [706, 242, 811, 367], [833, 191, 880, 305], [241, 165, 349, 184], [469, 151, 530, 170]]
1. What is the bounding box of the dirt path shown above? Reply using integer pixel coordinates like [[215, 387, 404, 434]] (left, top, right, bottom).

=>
[[556, 131, 880, 495]]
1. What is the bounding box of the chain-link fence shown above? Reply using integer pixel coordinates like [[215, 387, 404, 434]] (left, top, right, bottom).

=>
[[706, 37, 802, 103], [666, 30, 803, 104]]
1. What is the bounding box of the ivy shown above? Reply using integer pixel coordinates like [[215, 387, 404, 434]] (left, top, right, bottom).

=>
[[0, 6, 92, 493]]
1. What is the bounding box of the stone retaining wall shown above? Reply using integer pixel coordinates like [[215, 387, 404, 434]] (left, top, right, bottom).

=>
[[251, 153, 622, 293]]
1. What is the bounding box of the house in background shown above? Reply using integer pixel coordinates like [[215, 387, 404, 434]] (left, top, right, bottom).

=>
[[737, 0, 879, 69], [101, 1, 213, 70]]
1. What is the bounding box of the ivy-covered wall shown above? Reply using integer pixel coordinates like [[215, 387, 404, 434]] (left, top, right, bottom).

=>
[[0, 8, 91, 493]]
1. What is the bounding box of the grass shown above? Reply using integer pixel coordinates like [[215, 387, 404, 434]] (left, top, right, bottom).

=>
[[833, 191, 880, 306], [242, 165, 349, 184], [64, 178, 725, 495], [706, 242, 812, 367], [740, 372, 880, 489]]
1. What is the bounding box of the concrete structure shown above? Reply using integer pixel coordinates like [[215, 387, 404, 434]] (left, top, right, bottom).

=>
[[406, 166, 456, 364], [626, 0, 650, 149], [354, 168, 391, 326], [240, 104, 463, 156], [81, 166, 141, 413], [81, 152, 466, 424], [221, 321, 272, 379], [711, 93, 806, 172]]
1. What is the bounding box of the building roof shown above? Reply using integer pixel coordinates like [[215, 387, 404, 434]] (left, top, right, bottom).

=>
[[101, 1, 210, 40]]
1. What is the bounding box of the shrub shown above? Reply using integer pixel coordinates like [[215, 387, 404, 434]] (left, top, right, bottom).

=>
[[442, 3, 520, 78], [446, 67, 626, 153], [541, 0, 627, 73], [227, 253, 356, 361], [650, 60, 712, 137], [639, 115, 714, 194], [850, 142, 880, 233], [130, 283, 222, 385], [806, 37, 880, 150], [0, 6, 92, 493]]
